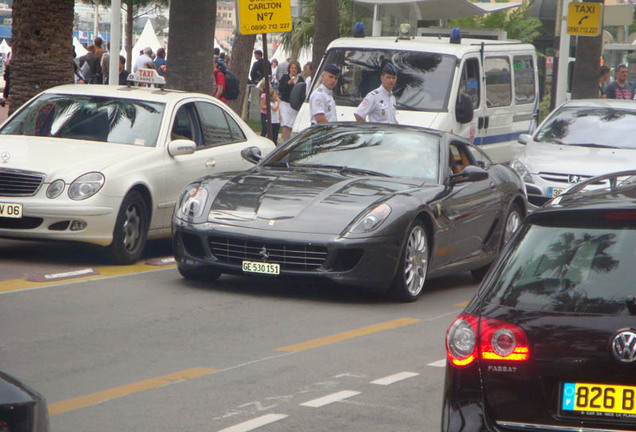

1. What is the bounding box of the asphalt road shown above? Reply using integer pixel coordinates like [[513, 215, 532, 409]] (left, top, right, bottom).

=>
[[0, 242, 478, 432]]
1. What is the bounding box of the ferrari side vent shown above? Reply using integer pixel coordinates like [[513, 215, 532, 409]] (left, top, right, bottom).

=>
[[209, 237, 328, 271]]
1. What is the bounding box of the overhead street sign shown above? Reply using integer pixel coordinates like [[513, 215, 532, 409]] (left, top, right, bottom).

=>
[[567, 2, 603, 37], [237, 0, 292, 35]]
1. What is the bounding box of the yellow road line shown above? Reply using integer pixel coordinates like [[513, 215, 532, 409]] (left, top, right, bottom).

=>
[[276, 317, 421, 353], [454, 301, 469, 307], [0, 262, 176, 294], [48, 367, 217, 416]]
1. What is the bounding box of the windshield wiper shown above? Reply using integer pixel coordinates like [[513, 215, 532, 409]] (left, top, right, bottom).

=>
[[571, 143, 620, 149], [264, 161, 290, 168], [300, 164, 389, 177]]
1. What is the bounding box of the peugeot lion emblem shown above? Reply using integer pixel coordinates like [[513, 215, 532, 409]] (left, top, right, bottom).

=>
[[0, 151, 9, 164], [568, 174, 581, 184], [611, 329, 636, 363], [259, 246, 269, 262]]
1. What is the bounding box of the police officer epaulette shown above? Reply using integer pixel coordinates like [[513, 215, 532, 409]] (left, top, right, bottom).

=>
[[317, 88, 323, 92], [371, 90, 380, 95]]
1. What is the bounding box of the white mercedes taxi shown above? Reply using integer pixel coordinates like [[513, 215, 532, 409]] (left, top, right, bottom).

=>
[[0, 70, 275, 264]]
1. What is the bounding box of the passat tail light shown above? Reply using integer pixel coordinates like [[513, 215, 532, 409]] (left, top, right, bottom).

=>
[[446, 313, 479, 367], [480, 317, 530, 362], [446, 314, 531, 367]]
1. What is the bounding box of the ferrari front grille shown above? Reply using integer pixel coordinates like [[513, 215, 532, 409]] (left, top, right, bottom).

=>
[[0, 168, 45, 197], [209, 237, 328, 271]]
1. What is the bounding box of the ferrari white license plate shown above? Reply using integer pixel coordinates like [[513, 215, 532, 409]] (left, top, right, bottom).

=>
[[242, 260, 280, 275], [548, 187, 564, 198], [0, 202, 23, 219]]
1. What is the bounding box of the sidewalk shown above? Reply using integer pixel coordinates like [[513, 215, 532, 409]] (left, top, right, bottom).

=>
[[0, 103, 7, 123]]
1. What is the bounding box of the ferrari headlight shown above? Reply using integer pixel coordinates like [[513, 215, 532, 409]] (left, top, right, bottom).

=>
[[511, 160, 533, 184], [68, 172, 105, 200], [349, 203, 391, 234], [176, 186, 209, 219], [46, 179, 65, 199]]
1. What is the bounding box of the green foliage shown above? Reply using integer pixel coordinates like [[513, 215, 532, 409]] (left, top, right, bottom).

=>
[[279, 0, 353, 59], [448, 1, 542, 44]]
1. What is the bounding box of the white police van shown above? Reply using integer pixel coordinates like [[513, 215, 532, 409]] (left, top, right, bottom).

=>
[[291, 34, 539, 163]]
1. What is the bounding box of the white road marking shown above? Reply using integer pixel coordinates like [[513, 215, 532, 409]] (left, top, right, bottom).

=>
[[428, 359, 447, 368], [300, 390, 361, 408], [370, 371, 419, 386], [217, 414, 288, 432]]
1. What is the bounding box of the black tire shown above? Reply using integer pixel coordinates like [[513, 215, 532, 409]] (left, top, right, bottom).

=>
[[177, 263, 222, 282], [389, 220, 430, 302], [109, 190, 148, 265]]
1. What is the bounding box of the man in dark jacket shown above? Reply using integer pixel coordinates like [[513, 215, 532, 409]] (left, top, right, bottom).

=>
[[250, 50, 271, 84]]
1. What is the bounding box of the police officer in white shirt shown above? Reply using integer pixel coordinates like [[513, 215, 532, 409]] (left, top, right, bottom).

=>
[[309, 64, 340, 124], [354, 63, 398, 124]]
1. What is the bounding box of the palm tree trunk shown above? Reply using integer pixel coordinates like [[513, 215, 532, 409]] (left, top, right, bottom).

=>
[[312, 0, 339, 67], [166, 0, 216, 94], [226, 33, 257, 115], [571, 0, 604, 99], [10, 0, 75, 113]]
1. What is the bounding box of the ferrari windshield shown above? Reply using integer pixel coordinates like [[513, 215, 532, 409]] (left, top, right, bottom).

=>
[[317, 48, 455, 111], [534, 106, 636, 149], [0, 93, 164, 147], [263, 126, 440, 181]]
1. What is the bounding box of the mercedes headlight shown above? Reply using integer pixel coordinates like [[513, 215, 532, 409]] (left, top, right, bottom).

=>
[[46, 179, 65, 199], [510, 160, 533, 184], [176, 186, 209, 219], [68, 172, 105, 200], [348, 203, 391, 234]]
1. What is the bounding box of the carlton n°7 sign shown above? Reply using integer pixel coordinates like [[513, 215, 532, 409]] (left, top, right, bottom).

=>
[[237, 0, 292, 35]]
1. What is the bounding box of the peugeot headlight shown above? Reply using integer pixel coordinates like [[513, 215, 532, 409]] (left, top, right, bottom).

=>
[[176, 186, 209, 219], [510, 160, 533, 184], [348, 203, 391, 234], [68, 172, 105, 200]]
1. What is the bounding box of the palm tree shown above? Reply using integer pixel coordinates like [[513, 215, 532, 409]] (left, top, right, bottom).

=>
[[166, 0, 216, 94], [226, 33, 256, 115], [10, 0, 75, 113], [313, 0, 339, 67]]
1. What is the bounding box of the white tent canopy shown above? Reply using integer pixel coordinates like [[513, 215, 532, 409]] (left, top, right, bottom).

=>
[[270, 44, 312, 67], [0, 39, 9, 55], [72, 37, 87, 57], [122, 19, 163, 66]]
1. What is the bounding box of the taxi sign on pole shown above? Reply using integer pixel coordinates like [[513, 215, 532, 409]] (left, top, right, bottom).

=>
[[567, 2, 603, 36], [237, 0, 292, 35]]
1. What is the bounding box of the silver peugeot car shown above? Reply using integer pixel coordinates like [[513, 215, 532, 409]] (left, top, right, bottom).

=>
[[512, 99, 636, 206]]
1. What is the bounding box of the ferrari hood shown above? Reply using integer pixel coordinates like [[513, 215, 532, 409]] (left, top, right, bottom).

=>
[[522, 141, 636, 176], [208, 168, 430, 234], [0, 136, 151, 180]]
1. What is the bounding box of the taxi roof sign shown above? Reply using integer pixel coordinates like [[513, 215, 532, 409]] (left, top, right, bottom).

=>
[[127, 68, 166, 87]]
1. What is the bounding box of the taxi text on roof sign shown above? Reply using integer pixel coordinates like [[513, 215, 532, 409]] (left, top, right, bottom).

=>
[[237, 0, 292, 35], [567, 2, 603, 37], [127, 68, 166, 86]]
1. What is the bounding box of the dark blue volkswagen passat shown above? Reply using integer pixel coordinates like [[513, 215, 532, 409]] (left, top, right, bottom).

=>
[[443, 171, 636, 431]]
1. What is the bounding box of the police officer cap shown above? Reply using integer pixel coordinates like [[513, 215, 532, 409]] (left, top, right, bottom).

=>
[[382, 63, 398, 76], [324, 64, 341, 76]]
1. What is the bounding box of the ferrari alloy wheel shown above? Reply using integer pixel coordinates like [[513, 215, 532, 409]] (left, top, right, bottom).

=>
[[503, 203, 522, 246], [391, 221, 429, 302], [110, 190, 148, 265]]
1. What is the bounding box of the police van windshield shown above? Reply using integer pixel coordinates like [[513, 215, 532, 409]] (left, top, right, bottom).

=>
[[317, 48, 456, 112]]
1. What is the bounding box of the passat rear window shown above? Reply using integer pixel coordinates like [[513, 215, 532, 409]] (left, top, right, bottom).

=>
[[483, 219, 635, 315]]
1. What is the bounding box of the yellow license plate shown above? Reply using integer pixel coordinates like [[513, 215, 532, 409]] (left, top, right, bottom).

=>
[[562, 382, 636, 416], [0, 202, 22, 219], [242, 260, 280, 275]]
